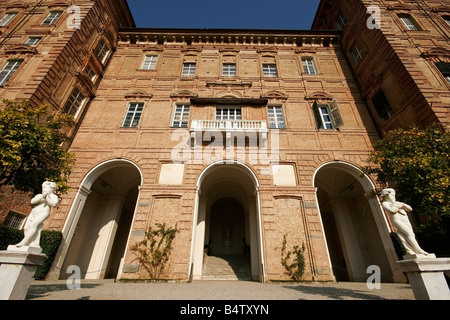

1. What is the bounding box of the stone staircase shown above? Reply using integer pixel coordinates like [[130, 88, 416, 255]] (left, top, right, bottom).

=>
[[202, 254, 252, 281]]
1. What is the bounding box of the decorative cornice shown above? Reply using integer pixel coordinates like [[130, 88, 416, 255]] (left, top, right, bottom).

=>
[[420, 47, 450, 58], [305, 91, 333, 101], [124, 89, 153, 99], [261, 90, 289, 100], [4, 44, 37, 55], [170, 89, 198, 99], [142, 46, 164, 52], [386, 4, 412, 11], [191, 97, 268, 106], [6, 1, 30, 9], [431, 5, 450, 13], [206, 81, 252, 88]]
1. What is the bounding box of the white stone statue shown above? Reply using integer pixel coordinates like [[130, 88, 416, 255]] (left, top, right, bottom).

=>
[[14, 181, 59, 249], [380, 188, 429, 256]]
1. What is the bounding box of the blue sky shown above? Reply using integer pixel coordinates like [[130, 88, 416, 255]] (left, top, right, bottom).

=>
[[127, 0, 321, 30]]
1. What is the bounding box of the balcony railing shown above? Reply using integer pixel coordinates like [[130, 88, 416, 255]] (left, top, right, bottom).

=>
[[190, 120, 268, 132]]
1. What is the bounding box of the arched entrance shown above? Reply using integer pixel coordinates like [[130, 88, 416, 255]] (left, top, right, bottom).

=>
[[56, 159, 142, 280], [314, 161, 404, 283], [190, 161, 264, 281]]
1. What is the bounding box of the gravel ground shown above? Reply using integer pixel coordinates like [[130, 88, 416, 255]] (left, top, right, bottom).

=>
[[26, 279, 415, 301]]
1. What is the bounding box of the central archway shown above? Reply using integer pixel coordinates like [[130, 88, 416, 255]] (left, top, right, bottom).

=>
[[190, 161, 264, 281]]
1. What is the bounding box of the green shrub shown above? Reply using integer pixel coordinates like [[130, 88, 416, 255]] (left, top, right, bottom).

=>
[[281, 234, 306, 281], [0, 224, 62, 280]]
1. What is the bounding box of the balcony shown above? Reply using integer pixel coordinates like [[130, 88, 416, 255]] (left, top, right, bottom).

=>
[[189, 120, 268, 147], [190, 119, 268, 132]]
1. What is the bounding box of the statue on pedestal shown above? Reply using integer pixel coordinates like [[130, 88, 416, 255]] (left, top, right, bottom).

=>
[[380, 188, 429, 256], [13, 181, 59, 249]]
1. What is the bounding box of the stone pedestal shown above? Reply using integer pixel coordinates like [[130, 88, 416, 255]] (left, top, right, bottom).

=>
[[0, 246, 47, 300], [397, 254, 450, 300]]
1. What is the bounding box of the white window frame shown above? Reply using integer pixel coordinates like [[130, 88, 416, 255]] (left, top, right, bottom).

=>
[[222, 63, 236, 77], [0, 12, 17, 27], [263, 63, 278, 77], [172, 104, 190, 128], [122, 102, 144, 128], [141, 55, 158, 70], [399, 15, 419, 31], [41, 11, 62, 26], [351, 44, 363, 66], [302, 57, 318, 75], [268, 105, 286, 129], [84, 65, 97, 82], [313, 101, 343, 130], [25, 36, 42, 46], [181, 62, 196, 77], [63, 88, 86, 118], [216, 106, 242, 121], [0, 59, 23, 86], [95, 39, 110, 63], [4, 211, 26, 229]]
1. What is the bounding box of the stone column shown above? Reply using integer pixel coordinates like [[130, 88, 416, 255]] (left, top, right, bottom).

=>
[[0, 247, 47, 300], [397, 254, 450, 300]]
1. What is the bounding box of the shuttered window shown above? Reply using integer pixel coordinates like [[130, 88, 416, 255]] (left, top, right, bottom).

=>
[[313, 101, 343, 130]]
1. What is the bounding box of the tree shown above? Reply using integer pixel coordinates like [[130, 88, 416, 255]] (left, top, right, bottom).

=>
[[363, 123, 450, 254], [0, 99, 75, 195]]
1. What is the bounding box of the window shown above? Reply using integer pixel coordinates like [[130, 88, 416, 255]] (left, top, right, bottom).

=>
[[268, 106, 286, 129], [313, 101, 343, 130], [0, 59, 23, 86], [3, 211, 26, 229], [181, 62, 196, 77], [141, 55, 158, 70], [336, 14, 346, 30], [398, 14, 420, 31], [222, 63, 236, 77], [95, 39, 110, 63], [371, 90, 393, 122], [41, 11, 62, 26], [435, 62, 450, 84], [122, 102, 144, 127], [216, 106, 241, 121], [172, 104, 190, 128], [25, 36, 42, 46], [0, 12, 17, 27], [84, 65, 97, 82], [444, 16, 450, 27], [263, 63, 278, 77], [302, 57, 317, 75], [351, 44, 363, 66], [63, 88, 85, 117]]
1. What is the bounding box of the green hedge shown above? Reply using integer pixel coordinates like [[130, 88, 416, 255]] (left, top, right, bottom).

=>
[[0, 224, 62, 280]]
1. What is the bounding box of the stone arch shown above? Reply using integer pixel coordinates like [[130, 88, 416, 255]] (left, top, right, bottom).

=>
[[50, 158, 143, 280], [313, 160, 405, 283], [190, 160, 265, 281]]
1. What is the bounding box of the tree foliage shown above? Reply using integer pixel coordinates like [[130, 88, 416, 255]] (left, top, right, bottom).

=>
[[363, 123, 450, 253], [0, 99, 75, 194], [131, 223, 179, 279]]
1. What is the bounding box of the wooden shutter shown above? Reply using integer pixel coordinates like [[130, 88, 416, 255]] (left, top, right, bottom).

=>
[[329, 100, 344, 129], [312, 101, 323, 129]]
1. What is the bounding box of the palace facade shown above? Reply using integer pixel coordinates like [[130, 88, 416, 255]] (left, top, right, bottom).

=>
[[0, 0, 448, 283]]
